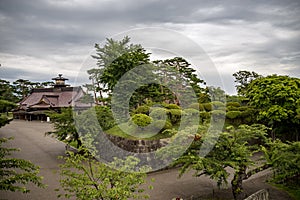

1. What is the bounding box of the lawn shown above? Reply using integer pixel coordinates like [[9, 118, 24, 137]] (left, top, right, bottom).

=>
[[105, 123, 176, 140]]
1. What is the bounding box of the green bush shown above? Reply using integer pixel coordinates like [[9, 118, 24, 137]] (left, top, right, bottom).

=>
[[168, 109, 182, 124], [95, 106, 116, 131], [149, 108, 167, 120], [226, 111, 242, 119], [150, 120, 172, 132], [226, 102, 241, 107], [238, 106, 249, 111], [163, 103, 181, 110], [131, 114, 153, 127], [0, 115, 11, 128], [183, 108, 199, 116], [226, 106, 239, 111], [133, 105, 150, 114], [202, 103, 212, 111], [211, 101, 225, 110], [199, 111, 211, 121], [211, 110, 226, 120], [188, 103, 204, 111], [0, 100, 16, 113]]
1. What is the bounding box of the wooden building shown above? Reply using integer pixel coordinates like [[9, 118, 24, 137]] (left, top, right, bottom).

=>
[[13, 74, 91, 121]]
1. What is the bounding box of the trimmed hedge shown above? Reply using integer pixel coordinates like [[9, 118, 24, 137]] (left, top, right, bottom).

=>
[[188, 103, 204, 111], [226, 102, 241, 107], [183, 108, 199, 116], [211, 101, 225, 110], [163, 103, 181, 110], [131, 114, 153, 127], [168, 109, 182, 124], [226, 111, 242, 119], [202, 103, 212, 111], [133, 105, 150, 114]]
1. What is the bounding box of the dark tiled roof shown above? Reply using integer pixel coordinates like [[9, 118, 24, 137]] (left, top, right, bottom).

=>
[[19, 87, 87, 110]]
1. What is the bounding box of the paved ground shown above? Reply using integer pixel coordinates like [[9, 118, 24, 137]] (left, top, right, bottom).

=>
[[0, 120, 293, 200]]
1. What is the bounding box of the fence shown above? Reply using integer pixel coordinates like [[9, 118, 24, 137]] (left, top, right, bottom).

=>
[[244, 189, 269, 200]]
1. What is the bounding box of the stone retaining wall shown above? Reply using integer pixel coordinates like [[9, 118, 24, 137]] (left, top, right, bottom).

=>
[[106, 134, 169, 153]]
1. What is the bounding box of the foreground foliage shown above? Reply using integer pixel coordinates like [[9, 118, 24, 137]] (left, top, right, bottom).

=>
[[46, 107, 82, 148], [0, 137, 45, 193], [174, 124, 269, 200], [57, 149, 151, 200], [263, 140, 300, 184]]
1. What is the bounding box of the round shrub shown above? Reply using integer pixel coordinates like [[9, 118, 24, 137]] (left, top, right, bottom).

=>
[[164, 103, 181, 110], [226, 102, 241, 107], [168, 109, 182, 124], [133, 105, 150, 114], [183, 108, 199, 116], [131, 114, 153, 127], [226, 111, 242, 119], [149, 108, 168, 120], [238, 106, 249, 111], [211, 101, 225, 110], [202, 103, 212, 111], [226, 106, 239, 111], [211, 110, 226, 120], [188, 103, 204, 111]]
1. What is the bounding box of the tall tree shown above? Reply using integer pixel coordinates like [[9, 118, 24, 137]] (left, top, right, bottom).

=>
[[246, 75, 300, 140], [100, 48, 150, 93], [90, 36, 143, 97], [12, 79, 32, 100], [233, 70, 261, 96], [155, 57, 206, 101]]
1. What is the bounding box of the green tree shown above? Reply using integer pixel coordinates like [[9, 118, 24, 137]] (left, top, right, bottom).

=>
[[56, 149, 151, 200], [100, 48, 150, 93], [94, 106, 116, 131], [207, 86, 226, 102], [174, 124, 269, 200], [0, 137, 45, 193], [154, 57, 206, 103], [40, 81, 54, 88], [0, 79, 18, 102], [0, 101, 14, 129], [12, 79, 33, 100], [233, 70, 261, 96], [0, 99, 16, 115], [46, 108, 81, 148], [246, 75, 300, 140], [90, 36, 143, 96], [263, 140, 300, 184]]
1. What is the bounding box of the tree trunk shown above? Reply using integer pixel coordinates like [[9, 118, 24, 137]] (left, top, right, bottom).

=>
[[231, 166, 247, 200]]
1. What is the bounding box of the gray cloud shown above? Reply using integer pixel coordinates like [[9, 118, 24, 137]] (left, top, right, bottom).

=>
[[0, 0, 299, 94]]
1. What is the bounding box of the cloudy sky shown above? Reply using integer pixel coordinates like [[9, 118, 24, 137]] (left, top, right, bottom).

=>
[[0, 0, 299, 94]]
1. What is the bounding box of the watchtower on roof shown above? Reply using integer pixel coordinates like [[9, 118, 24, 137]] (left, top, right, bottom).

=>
[[52, 74, 70, 88]]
